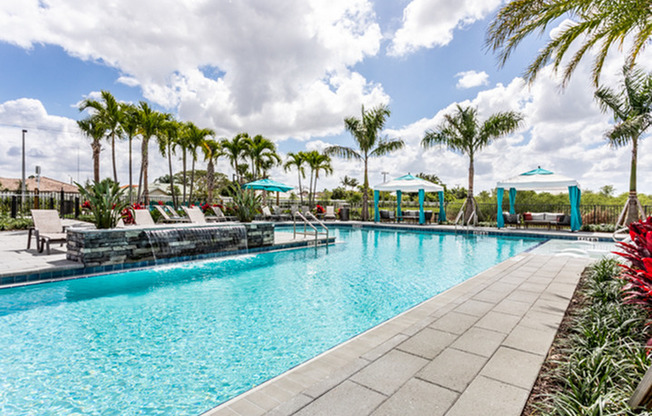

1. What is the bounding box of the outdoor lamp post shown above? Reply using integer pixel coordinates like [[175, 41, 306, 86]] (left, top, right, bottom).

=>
[[21, 129, 27, 207]]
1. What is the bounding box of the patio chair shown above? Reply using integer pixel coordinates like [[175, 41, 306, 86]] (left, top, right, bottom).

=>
[[182, 206, 208, 224], [273, 206, 292, 221], [379, 210, 395, 222], [133, 209, 157, 226], [153, 205, 190, 223], [210, 205, 237, 222], [324, 206, 336, 220], [260, 206, 280, 221], [30, 209, 68, 255]]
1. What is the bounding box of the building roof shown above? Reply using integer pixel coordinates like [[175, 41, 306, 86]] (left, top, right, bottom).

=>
[[0, 176, 79, 193]]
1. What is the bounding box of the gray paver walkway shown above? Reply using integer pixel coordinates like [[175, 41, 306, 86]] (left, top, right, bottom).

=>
[[204, 252, 592, 416]]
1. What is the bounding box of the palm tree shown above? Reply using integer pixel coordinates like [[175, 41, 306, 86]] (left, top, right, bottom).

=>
[[595, 65, 652, 226], [221, 133, 250, 184], [77, 115, 105, 183], [79, 90, 123, 182], [486, 0, 652, 86], [325, 104, 404, 221], [136, 102, 167, 204], [158, 118, 180, 207], [184, 122, 215, 204], [202, 139, 224, 203], [422, 105, 523, 225], [341, 175, 359, 191], [303, 151, 333, 208], [120, 103, 139, 203], [284, 152, 307, 206], [244, 134, 281, 180]]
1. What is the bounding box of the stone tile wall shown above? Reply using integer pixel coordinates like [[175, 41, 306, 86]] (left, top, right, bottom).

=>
[[67, 223, 274, 267]]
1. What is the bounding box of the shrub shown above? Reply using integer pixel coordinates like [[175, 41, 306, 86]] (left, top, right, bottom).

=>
[[76, 179, 130, 229], [227, 184, 261, 222], [615, 217, 652, 313]]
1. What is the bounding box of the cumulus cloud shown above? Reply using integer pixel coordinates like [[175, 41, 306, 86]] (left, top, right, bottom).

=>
[[389, 0, 502, 56], [455, 70, 489, 89], [0, 0, 386, 140]]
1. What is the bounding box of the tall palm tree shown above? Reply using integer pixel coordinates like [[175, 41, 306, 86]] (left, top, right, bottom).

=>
[[221, 133, 250, 184], [120, 103, 139, 203], [325, 104, 404, 221], [341, 175, 359, 191], [244, 134, 281, 180], [303, 151, 333, 208], [284, 152, 307, 206], [79, 90, 123, 182], [158, 118, 180, 208], [486, 0, 652, 86], [184, 122, 215, 204], [77, 115, 105, 183], [136, 102, 167, 204], [422, 105, 523, 225], [595, 65, 652, 226], [202, 139, 224, 203]]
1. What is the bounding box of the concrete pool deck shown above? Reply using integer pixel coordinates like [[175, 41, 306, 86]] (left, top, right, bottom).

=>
[[203, 251, 593, 416], [0, 222, 609, 414]]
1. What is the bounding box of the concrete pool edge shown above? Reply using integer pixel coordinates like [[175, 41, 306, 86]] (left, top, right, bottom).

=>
[[202, 252, 593, 416]]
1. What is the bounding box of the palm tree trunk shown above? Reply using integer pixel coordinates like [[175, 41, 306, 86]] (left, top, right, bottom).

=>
[[362, 157, 369, 221], [465, 156, 476, 225], [309, 170, 314, 209], [92, 141, 101, 183], [624, 136, 642, 225], [137, 162, 144, 203], [111, 133, 118, 183], [142, 137, 149, 205], [182, 151, 187, 204], [207, 160, 214, 202], [167, 143, 177, 208], [298, 171, 303, 205], [313, 174, 319, 207], [189, 158, 196, 204], [128, 136, 133, 204]]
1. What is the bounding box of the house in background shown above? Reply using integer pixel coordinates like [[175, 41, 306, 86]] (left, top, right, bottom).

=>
[[0, 177, 79, 193]]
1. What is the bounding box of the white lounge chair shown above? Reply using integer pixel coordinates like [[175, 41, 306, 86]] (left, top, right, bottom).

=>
[[182, 206, 208, 224], [153, 205, 190, 223], [30, 209, 67, 255], [324, 205, 336, 220], [209, 205, 237, 222], [133, 209, 157, 226]]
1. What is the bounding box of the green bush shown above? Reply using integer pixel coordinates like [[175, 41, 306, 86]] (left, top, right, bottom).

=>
[[76, 179, 129, 229], [0, 215, 33, 230]]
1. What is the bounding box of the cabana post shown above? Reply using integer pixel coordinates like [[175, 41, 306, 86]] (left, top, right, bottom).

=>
[[373, 174, 444, 225]]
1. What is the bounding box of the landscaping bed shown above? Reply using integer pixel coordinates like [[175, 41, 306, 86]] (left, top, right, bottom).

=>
[[523, 257, 651, 415]]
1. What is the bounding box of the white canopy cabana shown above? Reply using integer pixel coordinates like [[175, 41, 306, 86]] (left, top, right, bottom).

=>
[[372, 174, 445, 225], [496, 167, 582, 231]]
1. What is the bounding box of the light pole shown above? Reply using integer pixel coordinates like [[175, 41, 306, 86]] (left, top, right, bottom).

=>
[[21, 129, 27, 207]]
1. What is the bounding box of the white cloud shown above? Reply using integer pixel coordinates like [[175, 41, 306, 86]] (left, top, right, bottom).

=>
[[455, 70, 489, 89], [389, 0, 502, 56], [0, 0, 386, 140]]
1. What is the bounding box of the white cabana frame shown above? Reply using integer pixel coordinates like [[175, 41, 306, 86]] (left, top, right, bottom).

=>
[[372, 174, 445, 225]]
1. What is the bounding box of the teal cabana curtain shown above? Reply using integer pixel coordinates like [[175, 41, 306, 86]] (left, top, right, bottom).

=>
[[438, 191, 445, 223], [374, 190, 380, 222], [569, 186, 582, 231], [418, 189, 425, 224], [496, 188, 504, 228], [397, 190, 402, 221], [509, 188, 517, 214]]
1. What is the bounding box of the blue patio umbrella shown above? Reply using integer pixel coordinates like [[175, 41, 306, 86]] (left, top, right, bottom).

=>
[[243, 179, 294, 204], [243, 178, 294, 192]]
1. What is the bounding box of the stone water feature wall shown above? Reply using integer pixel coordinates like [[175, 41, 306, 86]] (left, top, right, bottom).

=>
[[67, 223, 274, 267]]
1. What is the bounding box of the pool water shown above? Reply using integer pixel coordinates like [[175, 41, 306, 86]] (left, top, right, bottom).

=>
[[0, 228, 540, 415]]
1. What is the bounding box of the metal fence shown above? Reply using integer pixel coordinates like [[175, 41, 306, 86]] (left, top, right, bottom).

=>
[[0, 191, 81, 219]]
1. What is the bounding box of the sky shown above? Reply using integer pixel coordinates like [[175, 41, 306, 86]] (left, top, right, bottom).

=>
[[0, 0, 651, 195]]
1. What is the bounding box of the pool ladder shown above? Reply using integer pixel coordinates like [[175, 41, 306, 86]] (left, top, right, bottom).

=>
[[293, 211, 330, 247]]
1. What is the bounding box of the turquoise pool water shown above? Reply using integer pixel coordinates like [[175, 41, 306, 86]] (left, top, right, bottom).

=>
[[0, 227, 540, 415]]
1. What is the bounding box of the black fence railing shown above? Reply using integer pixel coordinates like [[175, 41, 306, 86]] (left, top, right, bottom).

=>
[[0, 191, 81, 219]]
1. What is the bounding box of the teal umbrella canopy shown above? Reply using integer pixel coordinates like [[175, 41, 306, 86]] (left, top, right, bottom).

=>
[[243, 179, 294, 192]]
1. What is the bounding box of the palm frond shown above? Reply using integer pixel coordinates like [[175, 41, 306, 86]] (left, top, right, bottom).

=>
[[324, 145, 361, 160]]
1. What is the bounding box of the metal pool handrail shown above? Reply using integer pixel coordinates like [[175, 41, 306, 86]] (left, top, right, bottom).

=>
[[293, 211, 329, 246]]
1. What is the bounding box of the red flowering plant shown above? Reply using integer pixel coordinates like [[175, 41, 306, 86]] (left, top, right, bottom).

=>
[[315, 204, 325, 214], [615, 217, 652, 309], [121, 203, 146, 225]]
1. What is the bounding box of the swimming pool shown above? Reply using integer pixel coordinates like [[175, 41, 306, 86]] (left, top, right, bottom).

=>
[[0, 227, 541, 415]]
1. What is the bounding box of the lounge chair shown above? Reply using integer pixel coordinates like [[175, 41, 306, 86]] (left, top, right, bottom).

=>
[[324, 206, 336, 220], [30, 209, 68, 254], [153, 205, 190, 223], [379, 210, 395, 222], [133, 209, 157, 226], [182, 206, 208, 224], [210, 205, 237, 222], [260, 206, 280, 221], [273, 206, 292, 221], [502, 212, 521, 228]]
